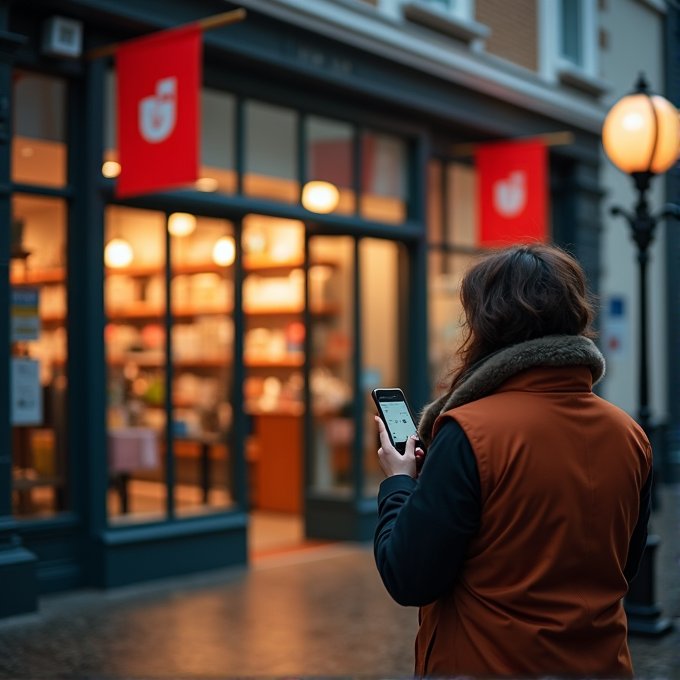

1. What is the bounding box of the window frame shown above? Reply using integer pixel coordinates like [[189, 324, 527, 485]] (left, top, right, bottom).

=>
[[539, 0, 602, 90], [379, 0, 474, 22]]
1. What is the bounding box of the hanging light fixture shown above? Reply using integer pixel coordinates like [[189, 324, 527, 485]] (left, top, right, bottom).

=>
[[104, 237, 133, 268], [301, 180, 340, 214], [196, 177, 219, 192], [212, 236, 236, 266], [102, 161, 121, 178], [168, 212, 197, 237]]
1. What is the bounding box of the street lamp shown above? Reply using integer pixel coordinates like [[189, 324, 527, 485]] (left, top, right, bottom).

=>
[[603, 73, 679, 637]]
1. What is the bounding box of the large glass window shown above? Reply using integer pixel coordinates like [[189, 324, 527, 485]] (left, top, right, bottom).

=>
[[244, 101, 299, 204], [361, 131, 408, 224], [200, 89, 237, 194], [12, 71, 67, 188], [308, 236, 355, 497], [171, 216, 235, 516], [11, 195, 68, 517], [105, 207, 238, 524], [105, 207, 168, 523]]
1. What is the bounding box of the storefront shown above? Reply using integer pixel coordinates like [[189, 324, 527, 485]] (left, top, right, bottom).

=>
[[0, 0, 603, 617]]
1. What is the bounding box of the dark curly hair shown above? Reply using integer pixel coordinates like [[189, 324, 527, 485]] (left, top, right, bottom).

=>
[[446, 243, 596, 392]]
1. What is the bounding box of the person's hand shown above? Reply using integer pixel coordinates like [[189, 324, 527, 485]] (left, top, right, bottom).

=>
[[375, 416, 425, 479]]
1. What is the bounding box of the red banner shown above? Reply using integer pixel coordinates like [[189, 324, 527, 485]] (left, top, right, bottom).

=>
[[476, 140, 548, 247], [116, 25, 201, 198]]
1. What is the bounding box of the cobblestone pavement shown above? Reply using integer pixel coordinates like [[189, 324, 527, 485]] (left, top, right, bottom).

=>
[[0, 486, 678, 679]]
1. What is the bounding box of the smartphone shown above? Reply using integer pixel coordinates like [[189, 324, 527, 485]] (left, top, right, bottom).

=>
[[371, 388, 423, 455]]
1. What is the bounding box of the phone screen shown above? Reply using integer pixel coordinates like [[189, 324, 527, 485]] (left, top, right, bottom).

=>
[[380, 399, 417, 445]]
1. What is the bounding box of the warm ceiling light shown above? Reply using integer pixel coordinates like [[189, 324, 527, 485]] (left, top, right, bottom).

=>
[[196, 177, 218, 192], [212, 236, 236, 266], [21, 146, 34, 158], [104, 238, 133, 268], [603, 78, 680, 175], [167, 212, 196, 237], [301, 181, 340, 214], [102, 161, 121, 178]]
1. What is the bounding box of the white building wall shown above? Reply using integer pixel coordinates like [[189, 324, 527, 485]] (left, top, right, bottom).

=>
[[598, 0, 667, 421]]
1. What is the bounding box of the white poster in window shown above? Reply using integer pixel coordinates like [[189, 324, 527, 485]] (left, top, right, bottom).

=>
[[11, 358, 42, 425]]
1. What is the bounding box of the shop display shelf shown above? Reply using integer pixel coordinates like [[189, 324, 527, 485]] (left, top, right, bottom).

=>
[[102, 303, 339, 320], [105, 258, 338, 277], [244, 355, 304, 368], [11, 267, 66, 285], [9, 260, 339, 286], [106, 354, 341, 369], [12, 475, 65, 490], [244, 302, 340, 316], [244, 255, 338, 273], [106, 265, 164, 278], [245, 401, 305, 417], [41, 313, 67, 324]]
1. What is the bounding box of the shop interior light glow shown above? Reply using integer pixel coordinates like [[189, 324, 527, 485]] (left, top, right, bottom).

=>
[[104, 238, 133, 268], [301, 181, 340, 214], [168, 212, 197, 237], [102, 161, 122, 178], [212, 236, 236, 266]]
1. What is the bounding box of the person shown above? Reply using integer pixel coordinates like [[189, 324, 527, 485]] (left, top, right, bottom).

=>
[[373, 244, 651, 678]]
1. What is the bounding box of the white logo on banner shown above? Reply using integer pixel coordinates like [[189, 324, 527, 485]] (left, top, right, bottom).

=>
[[493, 170, 527, 218], [139, 77, 177, 143]]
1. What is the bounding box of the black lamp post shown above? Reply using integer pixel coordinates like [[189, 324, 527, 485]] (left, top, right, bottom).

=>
[[604, 74, 678, 637]]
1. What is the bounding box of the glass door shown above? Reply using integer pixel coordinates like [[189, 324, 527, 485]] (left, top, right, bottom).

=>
[[307, 236, 355, 499], [359, 238, 406, 498], [305, 235, 408, 540]]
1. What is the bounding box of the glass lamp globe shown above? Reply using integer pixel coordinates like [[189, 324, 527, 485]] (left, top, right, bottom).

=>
[[168, 212, 197, 237], [603, 88, 680, 175], [104, 238, 133, 268], [212, 236, 236, 266], [301, 181, 340, 214]]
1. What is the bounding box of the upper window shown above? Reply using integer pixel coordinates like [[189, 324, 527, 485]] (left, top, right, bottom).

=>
[[561, 0, 583, 67], [539, 0, 602, 92], [12, 71, 67, 188], [361, 131, 409, 224], [380, 0, 474, 21], [306, 116, 355, 216], [420, 0, 472, 20], [244, 100, 299, 204]]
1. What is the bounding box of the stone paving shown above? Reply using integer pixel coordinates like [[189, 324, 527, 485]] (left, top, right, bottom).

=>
[[0, 486, 678, 679]]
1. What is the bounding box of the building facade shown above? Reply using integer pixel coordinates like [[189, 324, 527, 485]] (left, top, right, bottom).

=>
[[0, 0, 660, 617]]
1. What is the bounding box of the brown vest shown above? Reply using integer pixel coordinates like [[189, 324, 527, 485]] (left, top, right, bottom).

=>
[[416, 366, 651, 677]]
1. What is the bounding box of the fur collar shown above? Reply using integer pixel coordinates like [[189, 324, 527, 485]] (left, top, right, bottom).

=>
[[418, 335, 605, 448]]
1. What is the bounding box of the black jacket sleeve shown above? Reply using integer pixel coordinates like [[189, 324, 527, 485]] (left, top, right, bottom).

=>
[[373, 419, 481, 607], [623, 467, 652, 584]]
